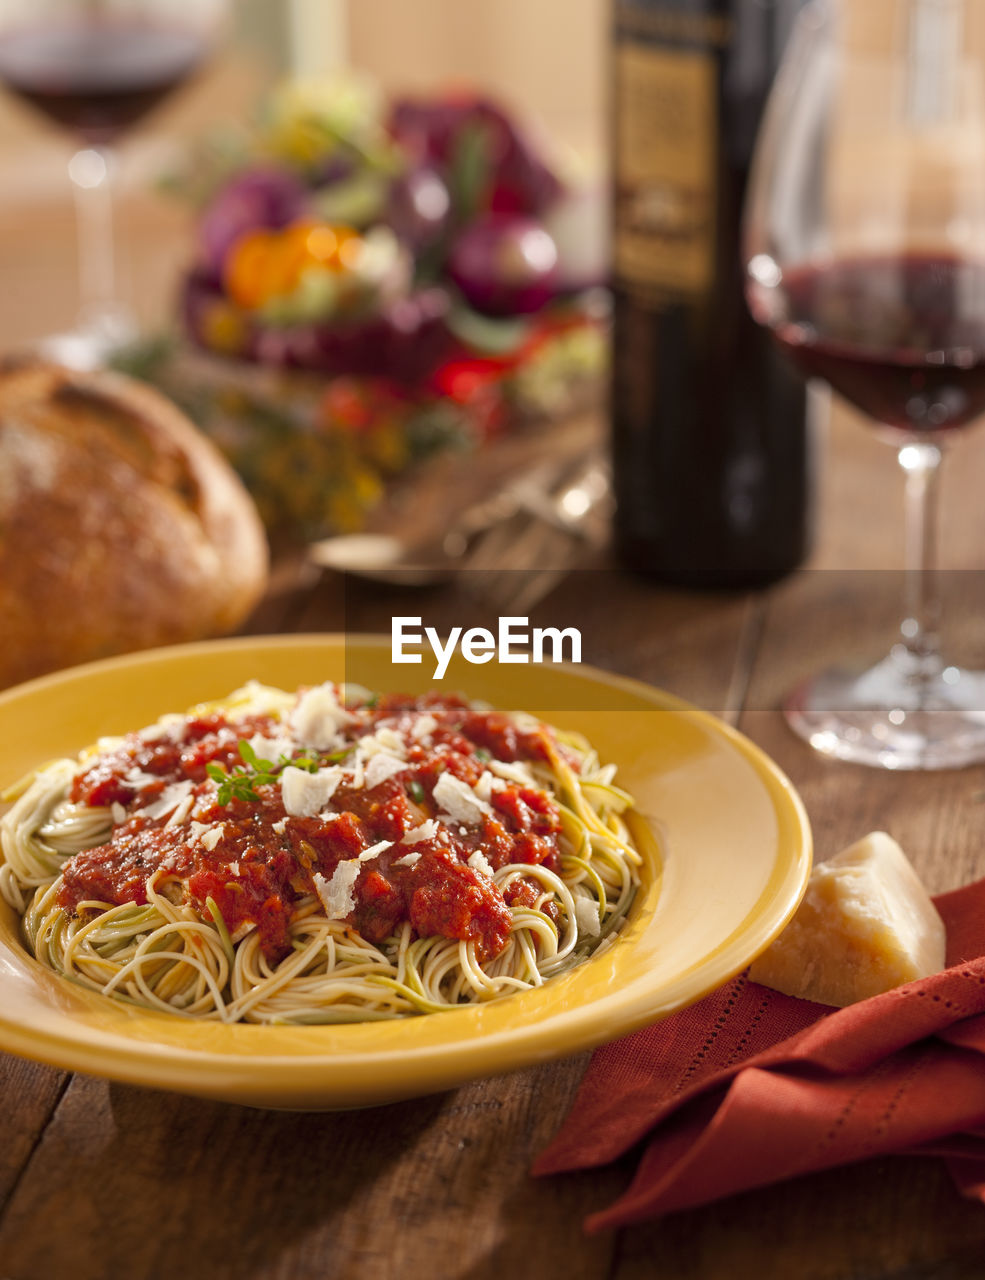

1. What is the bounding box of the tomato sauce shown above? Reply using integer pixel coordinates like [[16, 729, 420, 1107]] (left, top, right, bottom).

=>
[[58, 692, 564, 963], [70, 713, 278, 809]]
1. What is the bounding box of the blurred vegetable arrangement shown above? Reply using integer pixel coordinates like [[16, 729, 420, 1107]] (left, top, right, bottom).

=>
[[122, 78, 607, 542]]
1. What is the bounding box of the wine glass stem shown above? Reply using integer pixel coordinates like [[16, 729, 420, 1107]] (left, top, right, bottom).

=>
[[67, 145, 120, 329], [897, 440, 944, 680]]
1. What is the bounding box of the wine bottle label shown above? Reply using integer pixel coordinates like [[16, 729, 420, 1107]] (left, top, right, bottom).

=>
[[614, 6, 731, 46], [613, 40, 719, 301]]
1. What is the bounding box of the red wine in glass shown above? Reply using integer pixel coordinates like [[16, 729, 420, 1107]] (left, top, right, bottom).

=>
[[748, 254, 985, 436], [0, 4, 226, 368], [0, 21, 207, 144], [743, 0, 985, 770]]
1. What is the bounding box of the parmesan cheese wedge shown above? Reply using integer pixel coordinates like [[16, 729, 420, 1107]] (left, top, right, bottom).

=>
[[748, 831, 946, 1007]]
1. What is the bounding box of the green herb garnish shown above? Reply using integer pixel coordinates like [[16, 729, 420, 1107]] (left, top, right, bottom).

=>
[[206, 740, 347, 807], [407, 779, 425, 805], [474, 747, 492, 763], [291, 749, 325, 772]]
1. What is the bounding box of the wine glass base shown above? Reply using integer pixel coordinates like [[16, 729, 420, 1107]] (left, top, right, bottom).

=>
[[785, 651, 985, 770], [36, 309, 137, 371]]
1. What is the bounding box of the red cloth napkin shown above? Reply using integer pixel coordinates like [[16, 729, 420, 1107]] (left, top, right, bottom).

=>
[[532, 877, 985, 1230]]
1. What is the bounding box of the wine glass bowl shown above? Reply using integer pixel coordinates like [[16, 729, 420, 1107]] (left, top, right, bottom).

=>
[[0, 18, 209, 143], [744, 0, 985, 769], [748, 255, 985, 440], [0, 0, 229, 367]]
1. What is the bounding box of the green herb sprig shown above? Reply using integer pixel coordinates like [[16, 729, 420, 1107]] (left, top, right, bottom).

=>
[[206, 741, 348, 807]]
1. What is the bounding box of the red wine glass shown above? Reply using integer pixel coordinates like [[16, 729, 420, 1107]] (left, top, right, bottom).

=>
[[0, 0, 229, 368], [745, 0, 985, 769]]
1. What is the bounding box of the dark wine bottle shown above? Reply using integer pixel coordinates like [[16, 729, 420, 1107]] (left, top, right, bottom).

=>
[[611, 0, 811, 587]]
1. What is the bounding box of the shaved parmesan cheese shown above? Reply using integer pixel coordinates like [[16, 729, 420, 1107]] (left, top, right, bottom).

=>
[[290, 684, 352, 751], [358, 839, 391, 862], [272, 818, 287, 835], [244, 733, 295, 764], [312, 861, 360, 919], [349, 754, 365, 790], [139, 780, 193, 821], [229, 860, 240, 876], [376, 727, 405, 754], [340, 682, 374, 704], [573, 895, 601, 938], [126, 766, 161, 789], [201, 825, 224, 852], [139, 716, 184, 743], [189, 821, 210, 844], [111, 802, 127, 825], [474, 770, 507, 804], [467, 850, 494, 878], [357, 727, 405, 758], [165, 794, 195, 829], [393, 851, 422, 868], [401, 820, 438, 845], [488, 759, 536, 786], [365, 753, 407, 789], [411, 714, 438, 742], [281, 765, 344, 818], [433, 772, 493, 826]]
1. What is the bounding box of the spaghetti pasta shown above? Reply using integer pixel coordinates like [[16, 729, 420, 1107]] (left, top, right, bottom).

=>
[[0, 682, 642, 1023]]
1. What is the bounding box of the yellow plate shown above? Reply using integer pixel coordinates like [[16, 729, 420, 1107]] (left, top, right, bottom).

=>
[[0, 635, 811, 1109]]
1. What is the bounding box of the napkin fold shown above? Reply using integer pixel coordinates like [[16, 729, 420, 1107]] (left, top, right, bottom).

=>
[[532, 877, 985, 1231]]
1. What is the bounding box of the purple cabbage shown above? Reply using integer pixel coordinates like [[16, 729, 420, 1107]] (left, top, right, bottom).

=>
[[197, 166, 309, 274], [388, 95, 563, 219], [386, 165, 451, 253], [447, 213, 559, 315], [183, 269, 454, 384]]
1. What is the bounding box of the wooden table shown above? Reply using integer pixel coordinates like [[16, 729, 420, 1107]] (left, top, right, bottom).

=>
[[4, 188, 985, 1280]]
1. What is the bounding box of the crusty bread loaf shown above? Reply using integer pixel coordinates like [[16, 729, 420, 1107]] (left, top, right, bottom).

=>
[[0, 359, 269, 688]]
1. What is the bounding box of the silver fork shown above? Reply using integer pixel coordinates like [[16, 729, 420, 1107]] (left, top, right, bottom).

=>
[[309, 445, 611, 605], [452, 454, 611, 614]]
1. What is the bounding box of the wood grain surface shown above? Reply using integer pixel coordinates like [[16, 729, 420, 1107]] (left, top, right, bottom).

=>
[[5, 167, 985, 1280]]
